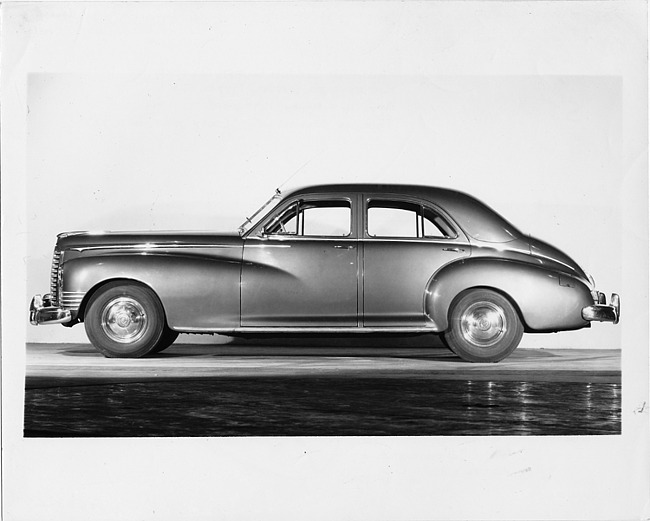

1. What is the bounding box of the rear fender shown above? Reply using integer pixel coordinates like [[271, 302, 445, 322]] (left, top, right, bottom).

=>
[[425, 258, 592, 332]]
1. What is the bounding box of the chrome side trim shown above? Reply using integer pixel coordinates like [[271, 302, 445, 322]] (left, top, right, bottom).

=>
[[242, 244, 292, 248], [361, 238, 468, 245], [174, 326, 441, 334], [246, 237, 358, 243], [530, 251, 580, 273], [61, 291, 85, 310], [69, 243, 242, 252]]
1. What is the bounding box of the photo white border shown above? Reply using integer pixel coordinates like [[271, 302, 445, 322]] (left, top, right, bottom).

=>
[[2, 2, 648, 520]]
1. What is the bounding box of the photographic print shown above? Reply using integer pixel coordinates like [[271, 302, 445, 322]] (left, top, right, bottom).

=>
[[3, 1, 648, 520]]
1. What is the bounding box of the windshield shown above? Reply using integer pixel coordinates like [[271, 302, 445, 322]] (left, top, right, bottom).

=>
[[238, 190, 283, 235]]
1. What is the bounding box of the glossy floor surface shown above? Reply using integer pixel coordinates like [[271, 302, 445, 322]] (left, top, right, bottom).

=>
[[24, 342, 621, 437]]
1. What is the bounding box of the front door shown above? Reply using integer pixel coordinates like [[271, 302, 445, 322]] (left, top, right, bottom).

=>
[[241, 197, 358, 326]]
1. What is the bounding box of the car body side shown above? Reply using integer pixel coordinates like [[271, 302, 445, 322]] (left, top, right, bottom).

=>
[[53, 185, 598, 335]]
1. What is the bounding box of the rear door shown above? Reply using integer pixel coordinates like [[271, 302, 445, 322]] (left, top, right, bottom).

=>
[[362, 195, 470, 326]]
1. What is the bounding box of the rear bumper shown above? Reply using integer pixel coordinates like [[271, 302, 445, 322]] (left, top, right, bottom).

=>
[[30, 294, 72, 325], [582, 292, 620, 324]]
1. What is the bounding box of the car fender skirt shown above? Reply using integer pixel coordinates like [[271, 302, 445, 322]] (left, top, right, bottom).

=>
[[425, 258, 592, 332]]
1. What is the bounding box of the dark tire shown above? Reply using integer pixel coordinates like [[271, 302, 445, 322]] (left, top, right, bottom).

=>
[[151, 327, 179, 354], [84, 282, 166, 358], [444, 289, 523, 363]]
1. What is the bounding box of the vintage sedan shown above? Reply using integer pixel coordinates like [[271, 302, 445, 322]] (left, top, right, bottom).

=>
[[30, 184, 620, 362]]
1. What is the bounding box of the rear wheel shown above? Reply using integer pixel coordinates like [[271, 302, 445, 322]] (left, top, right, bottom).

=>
[[444, 289, 523, 363], [85, 282, 166, 358]]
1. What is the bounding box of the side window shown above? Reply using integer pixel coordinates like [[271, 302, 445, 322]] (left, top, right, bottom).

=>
[[367, 201, 420, 237], [422, 206, 456, 238], [265, 200, 351, 237], [301, 203, 350, 236], [367, 199, 455, 239]]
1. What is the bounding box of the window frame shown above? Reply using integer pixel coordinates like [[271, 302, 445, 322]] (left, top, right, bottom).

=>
[[257, 196, 355, 239], [364, 196, 459, 241]]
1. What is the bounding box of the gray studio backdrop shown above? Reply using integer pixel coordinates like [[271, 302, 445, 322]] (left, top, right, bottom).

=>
[[27, 73, 625, 349]]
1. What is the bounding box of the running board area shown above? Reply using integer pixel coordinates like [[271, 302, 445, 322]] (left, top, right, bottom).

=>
[[175, 326, 440, 334]]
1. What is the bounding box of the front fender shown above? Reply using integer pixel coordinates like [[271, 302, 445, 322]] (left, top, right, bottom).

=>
[[61, 251, 241, 329], [425, 258, 592, 332]]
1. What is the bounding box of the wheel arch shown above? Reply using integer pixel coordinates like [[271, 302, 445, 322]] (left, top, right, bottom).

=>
[[78, 277, 169, 325]]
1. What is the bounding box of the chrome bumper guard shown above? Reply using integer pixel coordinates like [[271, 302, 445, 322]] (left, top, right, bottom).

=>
[[582, 292, 620, 324], [30, 294, 72, 325]]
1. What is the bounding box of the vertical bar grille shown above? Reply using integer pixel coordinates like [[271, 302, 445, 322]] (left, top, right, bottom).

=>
[[50, 249, 61, 305]]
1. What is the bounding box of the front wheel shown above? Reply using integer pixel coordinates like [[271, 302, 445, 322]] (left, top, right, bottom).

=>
[[444, 289, 523, 363], [84, 282, 167, 358]]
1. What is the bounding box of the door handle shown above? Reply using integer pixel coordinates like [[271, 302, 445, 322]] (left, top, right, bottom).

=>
[[334, 245, 354, 250], [443, 247, 465, 253]]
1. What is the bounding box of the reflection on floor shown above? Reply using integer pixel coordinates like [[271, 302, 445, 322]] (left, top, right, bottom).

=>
[[24, 343, 622, 437], [24, 377, 621, 437]]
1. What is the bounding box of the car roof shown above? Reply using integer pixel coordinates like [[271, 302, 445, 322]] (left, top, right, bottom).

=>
[[284, 183, 466, 200], [283, 183, 482, 218], [281, 183, 522, 243]]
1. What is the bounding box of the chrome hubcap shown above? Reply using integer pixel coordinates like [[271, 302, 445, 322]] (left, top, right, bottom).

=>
[[460, 301, 507, 347], [101, 297, 147, 343]]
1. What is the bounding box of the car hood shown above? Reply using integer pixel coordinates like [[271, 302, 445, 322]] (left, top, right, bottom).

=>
[[528, 236, 590, 284], [56, 230, 243, 250]]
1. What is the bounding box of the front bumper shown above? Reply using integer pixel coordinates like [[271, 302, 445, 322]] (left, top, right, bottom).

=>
[[582, 292, 620, 324], [30, 294, 72, 325]]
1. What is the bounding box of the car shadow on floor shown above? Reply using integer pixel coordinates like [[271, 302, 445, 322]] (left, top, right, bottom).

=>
[[48, 332, 572, 364], [53, 343, 562, 364], [58, 345, 461, 362]]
